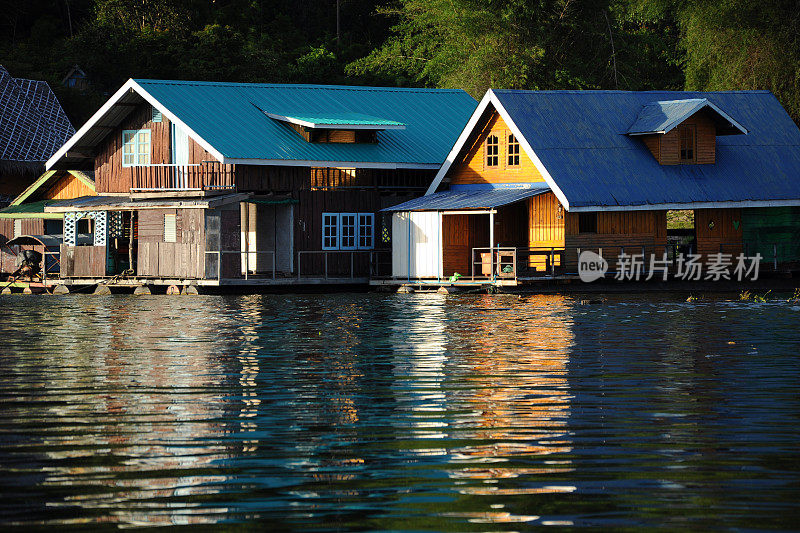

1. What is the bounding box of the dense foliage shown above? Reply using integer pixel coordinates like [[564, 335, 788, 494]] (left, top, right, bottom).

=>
[[0, 0, 797, 125]]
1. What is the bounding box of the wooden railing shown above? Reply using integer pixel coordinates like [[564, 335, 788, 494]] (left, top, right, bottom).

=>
[[131, 161, 235, 192]]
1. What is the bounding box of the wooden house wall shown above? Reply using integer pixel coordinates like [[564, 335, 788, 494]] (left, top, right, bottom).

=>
[[564, 210, 667, 272], [136, 208, 206, 278], [448, 110, 544, 186], [695, 208, 743, 257], [94, 103, 217, 193], [43, 174, 94, 200], [233, 165, 309, 193], [442, 214, 490, 277], [59, 245, 107, 277], [643, 110, 716, 165], [527, 193, 564, 248], [0, 218, 45, 274]]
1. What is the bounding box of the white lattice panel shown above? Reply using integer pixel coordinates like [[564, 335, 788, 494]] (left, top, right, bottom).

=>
[[64, 212, 76, 245]]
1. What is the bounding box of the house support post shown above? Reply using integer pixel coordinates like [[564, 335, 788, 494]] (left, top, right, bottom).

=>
[[489, 211, 495, 281]]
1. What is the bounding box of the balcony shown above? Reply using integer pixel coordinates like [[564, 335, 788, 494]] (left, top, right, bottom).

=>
[[131, 161, 235, 192]]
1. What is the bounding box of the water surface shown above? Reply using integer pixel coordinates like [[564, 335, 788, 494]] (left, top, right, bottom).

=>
[[0, 293, 798, 530]]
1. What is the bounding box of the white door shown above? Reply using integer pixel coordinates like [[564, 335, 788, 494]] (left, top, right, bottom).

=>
[[171, 123, 189, 188]]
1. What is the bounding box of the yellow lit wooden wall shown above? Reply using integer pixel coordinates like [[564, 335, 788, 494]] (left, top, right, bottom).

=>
[[449, 109, 544, 185]]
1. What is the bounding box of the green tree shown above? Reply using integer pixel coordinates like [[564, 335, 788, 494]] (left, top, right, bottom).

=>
[[348, 0, 682, 97], [627, 0, 800, 122]]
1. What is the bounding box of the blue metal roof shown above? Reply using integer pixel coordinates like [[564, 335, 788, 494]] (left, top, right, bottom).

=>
[[627, 98, 747, 135], [135, 80, 476, 166], [493, 90, 800, 208], [383, 184, 550, 211]]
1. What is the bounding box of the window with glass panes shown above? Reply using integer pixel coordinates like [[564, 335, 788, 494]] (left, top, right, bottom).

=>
[[322, 213, 339, 250], [340, 213, 357, 250], [322, 213, 374, 250], [122, 129, 151, 167], [358, 214, 374, 249], [679, 125, 696, 162], [485, 134, 499, 167], [507, 133, 520, 166]]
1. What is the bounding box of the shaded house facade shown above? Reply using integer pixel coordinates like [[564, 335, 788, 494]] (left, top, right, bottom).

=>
[[0, 66, 75, 204], [385, 89, 800, 282], [45, 79, 476, 284], [0, 170, 95, 277]]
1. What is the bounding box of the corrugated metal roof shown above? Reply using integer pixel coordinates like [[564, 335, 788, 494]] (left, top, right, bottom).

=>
[[134, 80, 476, 166], [265, 111, 405, 128], [0, 65, 74, 163], [627, 98, 746, 135], [493, 90, 800, 208], [45, 193, 246, 212], [0, 200, 53, 216], [383, 185, 550, 211]]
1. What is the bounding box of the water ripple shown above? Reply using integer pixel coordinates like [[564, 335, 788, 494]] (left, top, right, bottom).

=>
[[0, 293, 798, 529]]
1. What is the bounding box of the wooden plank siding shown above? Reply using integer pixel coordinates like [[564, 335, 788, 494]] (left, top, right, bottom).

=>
[[43, 173, 94, 200], [136, 208, 205, 278], [642, 110, 716, 165], [441, 214, 491, 277], [95, 102, 217, 193], [527, 193, 564, 248], [695, 208, 743, 257], [59, 245, 106, 277], [0, 218, 45, 274], [449, 109, 544, 185], [564, 211, 667, 272]]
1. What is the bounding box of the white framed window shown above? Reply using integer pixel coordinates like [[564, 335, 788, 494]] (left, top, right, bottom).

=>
[[13, 219, 21, 238], [322, 212, 374, 250], [322, 213, 339, 250], [507, 133, 520, 167], [164, 214, 177, 242], [122, 129, 151, 167], [485, 134, 499, 167]]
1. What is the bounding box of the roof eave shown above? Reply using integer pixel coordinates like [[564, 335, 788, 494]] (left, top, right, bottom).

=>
[[569, 198, 800, 212]]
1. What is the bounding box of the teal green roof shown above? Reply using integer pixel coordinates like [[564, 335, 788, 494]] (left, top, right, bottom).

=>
[[264, 111, 405, 128], [133, 80, 476, 167], [0, 200, 60, 218]]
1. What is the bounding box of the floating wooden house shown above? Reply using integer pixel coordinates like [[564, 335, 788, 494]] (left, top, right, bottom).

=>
[[0, 65, 75, 204], [0, 170, 95, 277], [44, 79, 476, 287], [382, 89, 800, 284]]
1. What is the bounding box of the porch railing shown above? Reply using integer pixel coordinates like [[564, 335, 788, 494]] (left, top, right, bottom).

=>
[[204, 250, 276, 281], [131, 161, 235, 192], [297, 250, 390, 280]]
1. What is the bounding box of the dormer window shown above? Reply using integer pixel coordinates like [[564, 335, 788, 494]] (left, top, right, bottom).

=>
[[679, 125, 696, 162], [627, 98, 747, 166], [263, 110, 405, 144], [678, 124, 697, 163], [486, 135, 499, 167], [507, 134, 520, 167]]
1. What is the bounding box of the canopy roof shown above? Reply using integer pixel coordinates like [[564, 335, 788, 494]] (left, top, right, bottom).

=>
[[383, 184, 550, 211], [0, 200, 60, 219], [45, 192, 248, 212]]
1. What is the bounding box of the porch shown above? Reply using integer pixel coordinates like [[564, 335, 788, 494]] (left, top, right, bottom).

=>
[[130, 161, 235, 192]]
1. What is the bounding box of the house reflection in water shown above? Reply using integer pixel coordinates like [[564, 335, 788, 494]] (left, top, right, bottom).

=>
[[25, 298, 246, 527], [390, 294, 577, 524]]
